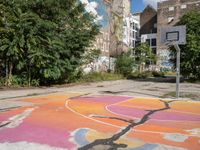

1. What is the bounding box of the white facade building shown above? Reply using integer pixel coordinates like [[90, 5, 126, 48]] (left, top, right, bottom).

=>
[[123, 14, 140, 49]]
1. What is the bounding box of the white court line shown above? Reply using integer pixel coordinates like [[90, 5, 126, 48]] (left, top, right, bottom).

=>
[[65, 100, 119, 129], [108, 98, 200, 116], [65, 99, 199, 137]]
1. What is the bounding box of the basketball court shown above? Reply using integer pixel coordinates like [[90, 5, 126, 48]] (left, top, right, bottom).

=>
[[0, 92, 199, 150]]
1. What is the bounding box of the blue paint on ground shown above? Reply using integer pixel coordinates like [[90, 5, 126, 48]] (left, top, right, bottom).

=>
[[132, 144, 158, 150], [74, 128, 89, 146]]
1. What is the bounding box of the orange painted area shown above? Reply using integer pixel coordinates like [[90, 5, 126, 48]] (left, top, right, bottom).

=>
[[135, 123, 188, 134], [118, 98, 165, 109], [171, 101, 200, 114]]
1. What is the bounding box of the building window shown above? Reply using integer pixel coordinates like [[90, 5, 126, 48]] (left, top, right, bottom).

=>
[[133, 23, 135, 30], [133, 32, 136, 39], [151, 39, 157, 47], [133, 40, 135, 48], [152, 48, 157, 55], [135, 24, 139, 31], [169, 6, 174, 11], [154, 23, 157, 28], [181, 4, 187, 9], [168, 17, 174, 23]]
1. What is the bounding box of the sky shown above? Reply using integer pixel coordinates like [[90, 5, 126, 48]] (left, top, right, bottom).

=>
[[79, 0, 166, 24], [131, 0, 166, 13]]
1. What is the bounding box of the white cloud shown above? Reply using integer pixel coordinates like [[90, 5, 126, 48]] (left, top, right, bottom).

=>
[[143, 0, 167, 9], [80, 0, 102, 21], [90, 1, 98, 9]]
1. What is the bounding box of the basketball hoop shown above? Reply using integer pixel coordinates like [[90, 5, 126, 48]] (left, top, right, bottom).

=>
[[160, 25, 186, 99]]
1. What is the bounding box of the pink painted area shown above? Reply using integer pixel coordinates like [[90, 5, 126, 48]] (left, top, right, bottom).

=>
[[71, 95, 132, 104], [0, 113, 11, 122], [108, 105, 200, 121], [108, 105, 146, 118], [0, 122, 75, 149]]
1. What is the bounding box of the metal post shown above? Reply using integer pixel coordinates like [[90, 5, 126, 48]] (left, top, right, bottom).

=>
[[107, 1, 112, 72], [174, 44, 181, 99]]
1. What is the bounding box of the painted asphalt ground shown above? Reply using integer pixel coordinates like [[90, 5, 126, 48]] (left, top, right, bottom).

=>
[[0, 92, 200, 150]]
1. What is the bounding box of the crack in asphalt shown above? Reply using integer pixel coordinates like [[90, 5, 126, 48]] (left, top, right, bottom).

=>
[[92, 115, 133, 124], [0, 122, 10, 128], [78, 100, 175, 150], [0, 106, 21, 112]]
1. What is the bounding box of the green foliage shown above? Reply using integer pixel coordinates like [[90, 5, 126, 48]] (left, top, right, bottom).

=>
[[128, 71, 165, 79], [9, 75, 39, 87], [152, 71, 165, 77], [0, 0, 99, 86], [82, 49, 101, 64], [133, 43, 156, 72], [78, 72, 123, 83], [115, 53, 134, 77], [127, 71, 153, 79], [170, 11, 200, 80], [0, 77, 5, 86], [161, 91, 200, 101]]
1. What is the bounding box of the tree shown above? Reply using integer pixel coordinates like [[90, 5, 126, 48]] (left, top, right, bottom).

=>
[[115, 51, 134, 77], [170, 11, 200, 80], [134, 43, 156, 72], [82, 48, 101, 66], [0, 0, 99, 86]]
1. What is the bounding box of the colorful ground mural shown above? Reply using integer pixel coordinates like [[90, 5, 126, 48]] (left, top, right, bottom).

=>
[[0, 93, 200, 149]]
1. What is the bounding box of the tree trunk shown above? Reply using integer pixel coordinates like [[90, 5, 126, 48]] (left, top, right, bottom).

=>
[[7, 61, 13, 86], [5, 60, 8, 86], [28, 65, 31, 87]]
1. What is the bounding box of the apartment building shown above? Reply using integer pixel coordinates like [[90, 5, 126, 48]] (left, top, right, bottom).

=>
[[140, 5, 157, 56], [123, 14, 140, 50]]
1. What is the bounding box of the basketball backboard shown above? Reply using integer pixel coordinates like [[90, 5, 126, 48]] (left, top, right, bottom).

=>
[[160, 25, 186, 45]]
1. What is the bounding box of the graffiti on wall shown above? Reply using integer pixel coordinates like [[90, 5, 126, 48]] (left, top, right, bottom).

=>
[[83, 56, 115, 73], [159, 49, 174, 71]]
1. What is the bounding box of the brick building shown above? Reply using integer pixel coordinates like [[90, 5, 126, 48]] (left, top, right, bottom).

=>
[[157, 0, 200, 70], [140, 5, 157, 35]]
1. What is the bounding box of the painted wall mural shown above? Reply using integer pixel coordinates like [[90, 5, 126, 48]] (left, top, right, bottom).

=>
[[80, 0, 130, 56]]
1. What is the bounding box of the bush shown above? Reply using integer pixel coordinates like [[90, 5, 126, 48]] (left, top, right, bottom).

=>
[[79, 72, 123, 83], [127, 71, 153, 79], [10, 75, 40, 87], [0, 77, 5, 86], [115, 54, 134, 77], [152, 71, 165, 77]]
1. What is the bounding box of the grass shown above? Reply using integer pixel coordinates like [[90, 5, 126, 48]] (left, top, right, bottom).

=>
[[161, 92, 200, 101], [164, 71, 176, 76], [78, 72, 124, 83]]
